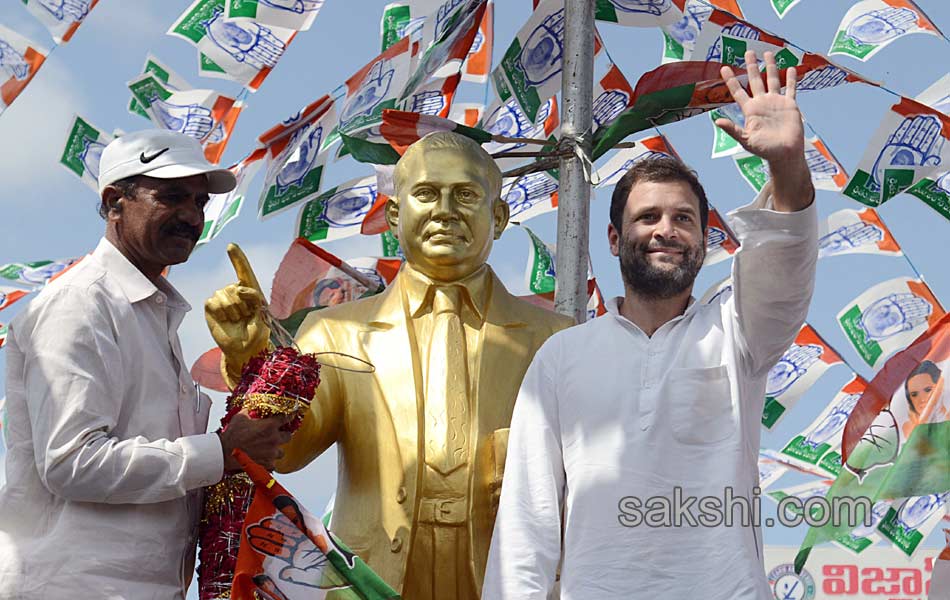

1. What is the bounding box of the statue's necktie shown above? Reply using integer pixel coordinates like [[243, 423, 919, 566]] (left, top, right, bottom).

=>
[[425, 285, 469, 475]]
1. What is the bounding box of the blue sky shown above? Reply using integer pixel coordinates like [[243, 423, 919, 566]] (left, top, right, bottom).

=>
[[0, 0, 948, 591]]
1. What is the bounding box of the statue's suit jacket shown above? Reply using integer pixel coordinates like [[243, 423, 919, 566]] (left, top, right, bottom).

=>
[[276, 266, 573, 595]]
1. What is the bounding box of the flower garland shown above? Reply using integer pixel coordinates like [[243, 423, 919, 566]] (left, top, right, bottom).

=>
[[196, 346, 321, 599]]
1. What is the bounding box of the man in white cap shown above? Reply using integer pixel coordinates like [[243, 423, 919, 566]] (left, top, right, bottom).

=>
[[0, 130, 291, 599]]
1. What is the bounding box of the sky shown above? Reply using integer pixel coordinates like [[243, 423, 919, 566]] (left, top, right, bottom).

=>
[[0, 0, 948, 593]]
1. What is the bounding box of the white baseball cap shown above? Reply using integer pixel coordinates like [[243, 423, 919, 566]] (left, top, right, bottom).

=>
[[97, 129, 237, 196]]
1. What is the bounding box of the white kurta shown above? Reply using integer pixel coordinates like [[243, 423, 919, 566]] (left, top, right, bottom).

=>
[[483, 189, 818, 599], [0, 238, 223, 599]]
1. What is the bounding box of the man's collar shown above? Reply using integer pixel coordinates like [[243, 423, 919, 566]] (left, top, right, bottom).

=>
[[402, 263, 491, 322], [606, 294, 698, 327], [93, 238, 190, 310]]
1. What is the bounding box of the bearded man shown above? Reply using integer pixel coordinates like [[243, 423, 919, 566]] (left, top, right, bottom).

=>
[[483, 50, 819, 599]]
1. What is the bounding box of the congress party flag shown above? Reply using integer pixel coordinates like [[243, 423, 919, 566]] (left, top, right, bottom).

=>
[[482, 87, 559, 160], [259, 99, 337, 219], [592, 64, 635, 134], [448, 102, 483, 128], [59, 115, 113, 193], [230, 450, 399, 600], [225, 0, 325, 31], [401, 0, 486, 100], [908, 173, 950, 223], [757, 450, 790, 491], [838, 277, 945, 369], [734, 136, 850, 194], [492, 0, 576, 123], [23, 0, 98, 44], [503, 172, 558, 224], [0, 323, 6, 350], [0, 24, 47, 117], [594, 0, 682, 28], [780, 375, 869, 478], [0, 286, 30, 312], [270, 237, 399, 321], [518, 227, 605, 321], [0, 258, 79, 289], [400, 71, 460, 119], [296, 175, 380, 243], [761, 324, 845, 430], [168, 0, 295, 91], [692, 7, 803, 69], [461, 0, 492, 84], [770, 0, 802, 19], [128, 74, 243, 165], [379, 2, 421, 51], [818, 207, 902, 260], [197, 148, 266, 247], [703, 207, 739, 266], [709, 103, 744, 159], [843, 98, 950, 207], [128, 55, 191, 120], [796, 311, 950, 569], [594, 133, 680, 187], [659, 0, 743, 64], [829, 0, 942, 62]]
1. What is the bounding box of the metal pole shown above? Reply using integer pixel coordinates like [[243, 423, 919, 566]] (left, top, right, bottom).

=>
[[554, 0, 595, 323]]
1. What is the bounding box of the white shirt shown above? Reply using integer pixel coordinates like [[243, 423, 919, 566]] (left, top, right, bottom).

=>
[[483, 191, 818, 600], [0, 238, 223, 600]]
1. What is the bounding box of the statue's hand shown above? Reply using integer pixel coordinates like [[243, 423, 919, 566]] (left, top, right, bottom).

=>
[[489, 428, 509, 516], [205, 244, 270, 383]]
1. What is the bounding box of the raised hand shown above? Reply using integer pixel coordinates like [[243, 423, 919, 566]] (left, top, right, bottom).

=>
[[205, 244, 271, 385], [0, 39, 30, 81], [37, 0, 90, 22], [204, 7, 285, 70], [845, 6, 916, 46], [339, 59, 395, 127], [593, 89, 629, 128], [766, 343, 822, 397], [818, 222, 883, 258], [275, 123, 325, 192], [78, 138, 106, 181], [868, 115, 944, 192], [718, 50, 813, 211], [858, 293, 932, 341], [246, 514, 336, 588], [259, 0, 325, 14], [151, 98, 215, 140]]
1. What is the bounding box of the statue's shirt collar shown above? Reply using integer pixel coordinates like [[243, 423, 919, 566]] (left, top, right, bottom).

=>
[[403, 263, 491, 324]]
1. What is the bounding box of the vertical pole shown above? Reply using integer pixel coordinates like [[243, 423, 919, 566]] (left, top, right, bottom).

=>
[[554, 0, 595, 323]]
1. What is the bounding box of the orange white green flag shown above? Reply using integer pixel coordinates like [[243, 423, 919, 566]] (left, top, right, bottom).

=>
[[0, 24, 47, 117], [230, 449, 399, 600], [795, 312, 950, 572]]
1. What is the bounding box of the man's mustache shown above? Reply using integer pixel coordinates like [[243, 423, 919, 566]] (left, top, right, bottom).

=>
[[164, 222, 201, 242]]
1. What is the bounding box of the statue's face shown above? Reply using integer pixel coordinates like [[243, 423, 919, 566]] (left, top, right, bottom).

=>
[[390, 146, 504, 281]]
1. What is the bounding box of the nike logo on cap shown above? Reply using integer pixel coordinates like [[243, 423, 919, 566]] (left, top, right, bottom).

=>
[[140, 148, 170, 164]]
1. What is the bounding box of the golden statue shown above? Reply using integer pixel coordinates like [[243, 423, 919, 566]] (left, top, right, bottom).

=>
[[206, 132, 573, 599]]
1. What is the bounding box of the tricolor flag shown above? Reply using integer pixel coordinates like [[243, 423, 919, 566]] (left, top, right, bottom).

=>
[[482, 90, 558, 163], [818, 208, 901, 260], [400, 71, 460, 119], [761, 324, 845, 430], [258, 98, 337, 219], [908, 173, 950, 223], [591, 54, 864, 161], [0, 286, 30, 312], [461, 0, 493, 83], [829, 0, 942, 62], [197, 149, 266, 247], [659, 0, 744, 64], [770, 0, 802, 19], [59, 115, 113, 193], [23, 0, 98, 44], [342, 109, 493, 166], [843, 97, 950, 206], [401, 0, 486, 100], [0, 323, 7, 349], [503, 171, 558, 224], [757, 449, 790, 491], [448, 103, 484, 128], [692, 7, 803, 69], [594, 0, 682, 28], [327, 36, 414, 143], [270, 237, 399, 322], [837, 277, 945, 369], [709, 103, 745, 159], [780, 375, 869, 478], [128, 55, 190, 120], [916, 73, 950, 116], [594, 133, 681, 187], [733, 135, 850, 194], [592, 63, 635, 134], [492, 0, 588, 123], [0, 258, 80, 289], [168, 0, 295, 91], [796, 313, 950, 570], [127, 74, 242, 164], [231, 450, 399, 600], [518, 226, 606, 320], [379, 2, 423, 52], [703, 207, 739, 266], [0, 24, 47, 117], [296, 176, 380, 243], [225, 0, 325, 31]]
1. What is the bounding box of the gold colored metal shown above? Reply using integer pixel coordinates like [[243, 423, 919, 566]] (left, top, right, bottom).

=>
[[212, 132, 573, 598]]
